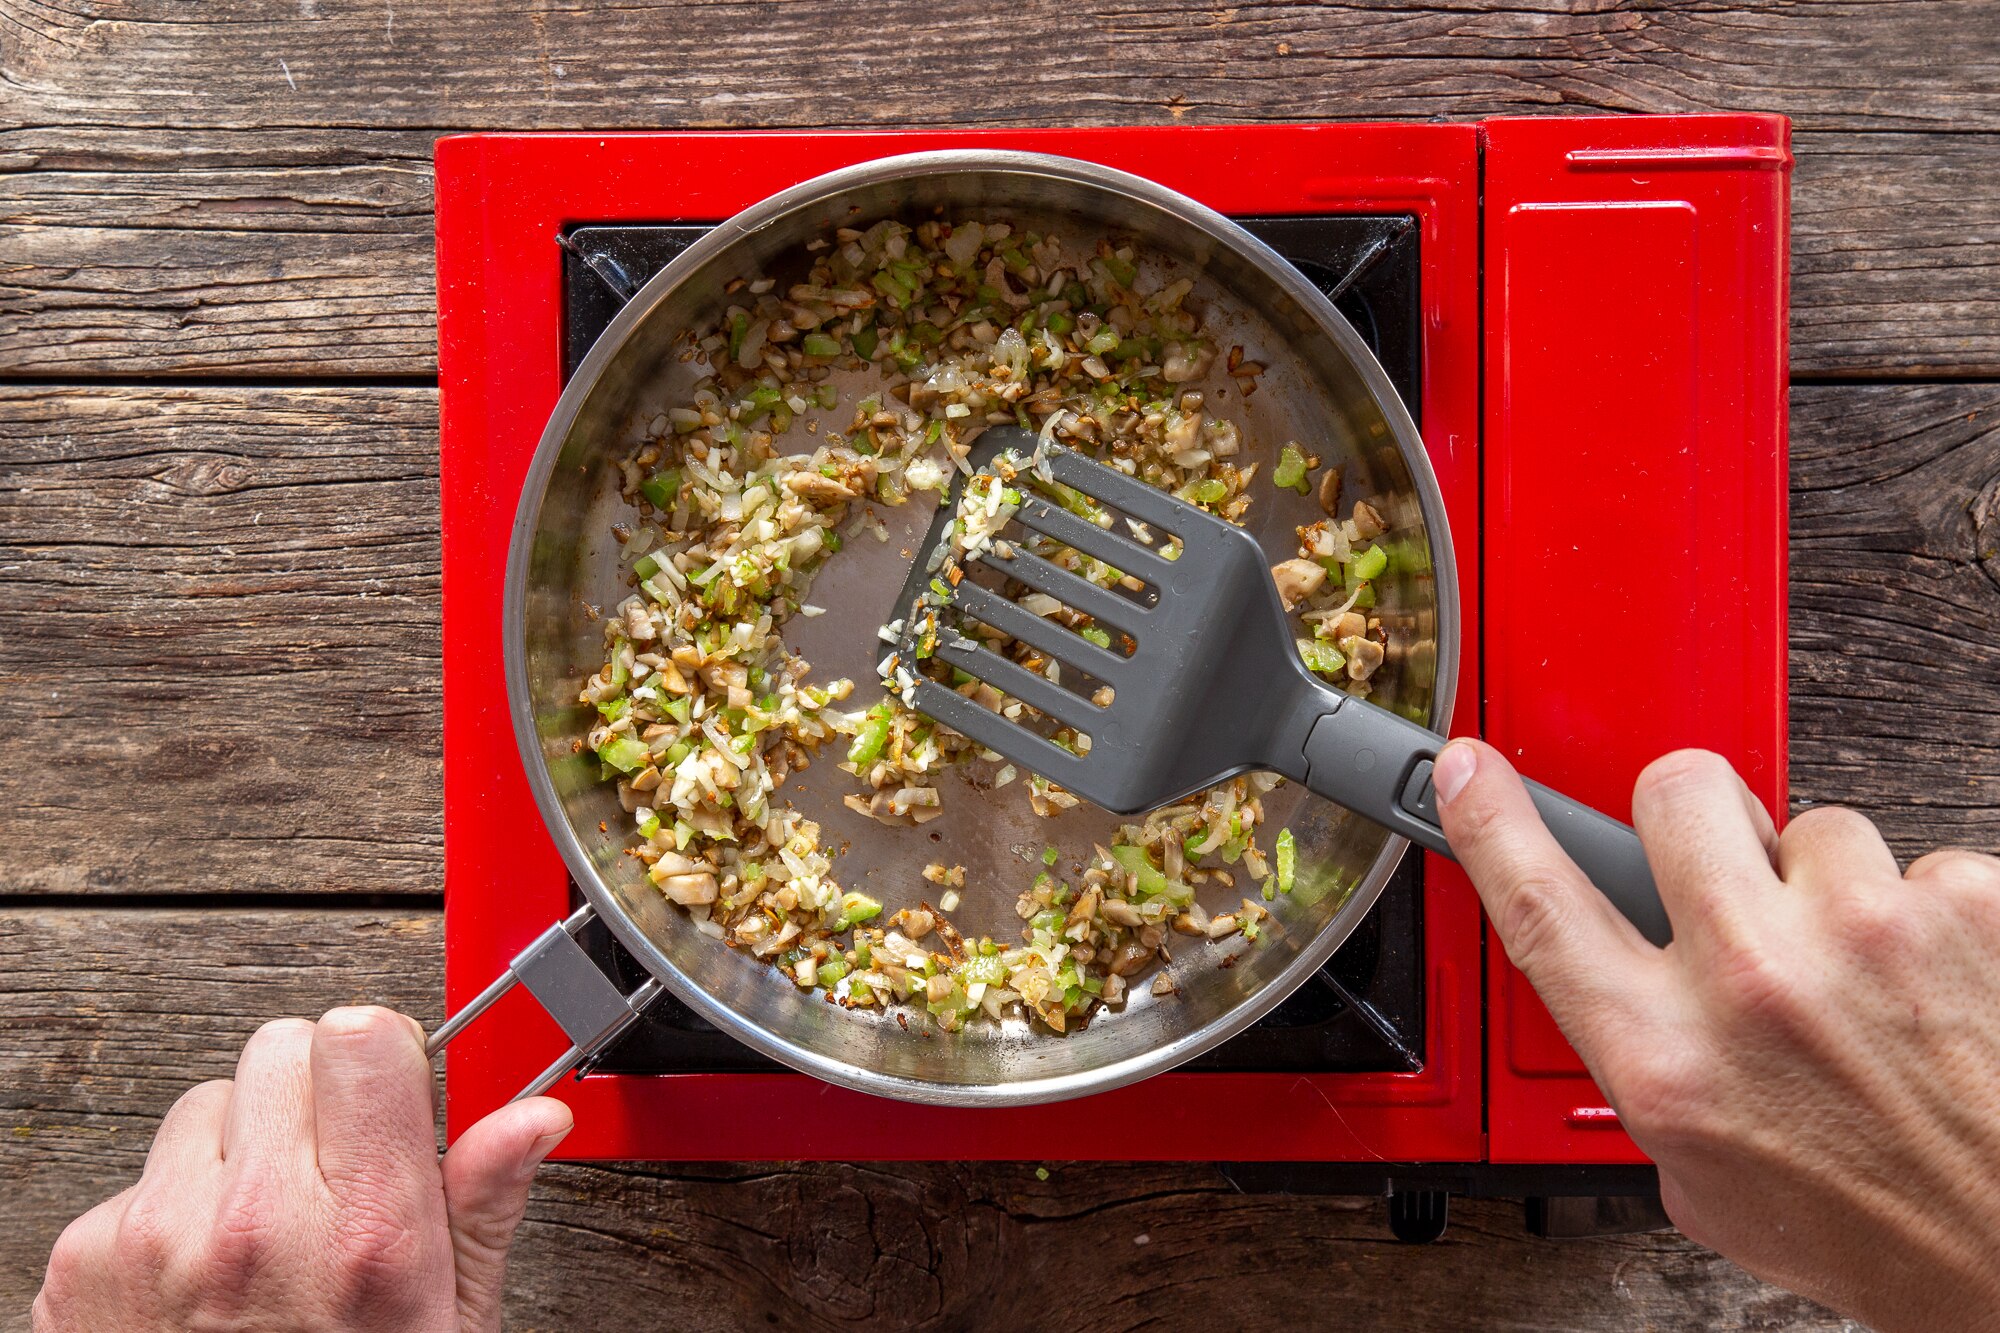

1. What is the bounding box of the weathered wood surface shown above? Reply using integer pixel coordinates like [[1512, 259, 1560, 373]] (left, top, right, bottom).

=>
[[3, 0, 1992, 132], [0, 32, 1996, 377], [5, 381, 1992, 900], [0, 386, 441, 896], [0, 908, 1863, 1332]]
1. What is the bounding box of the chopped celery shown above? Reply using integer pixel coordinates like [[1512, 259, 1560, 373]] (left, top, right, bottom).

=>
[[1107, 844, 1194, 904], [1276, 827, 1297, 894], [596, 695, 630, 722], [1273, 445, 1310, 494], [1044, 310, 1075, 336], [639, 469, 683, 511], [833, 891, 883, 932], [851, 323, 879, 360], [800, 331, 842, 357], [1042, 845, 1059, 867], [595, 735, 650, 773], [1078, 625, 1112, 650], [1175, 478, 1228, 506], [662, 697, 691, 724], [1351, 544, 1389, 581], [1298, 638, 1346, 676], [636, 809, 661, 839], [817, 958, 851, 988], [633, 552, 664, 581], [1105, 255, 1138, 288], [846, 703, 893, 767], [1085, 329, 1121, 356]]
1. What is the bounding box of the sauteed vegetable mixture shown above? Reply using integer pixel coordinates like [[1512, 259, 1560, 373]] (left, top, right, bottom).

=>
[[581, 218, 1394, 1033]]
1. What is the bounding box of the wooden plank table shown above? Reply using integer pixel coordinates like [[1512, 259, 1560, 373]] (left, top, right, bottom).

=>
[[2, 3, 1994, 1327]]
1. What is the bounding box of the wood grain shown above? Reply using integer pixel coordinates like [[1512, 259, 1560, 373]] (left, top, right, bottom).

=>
[[1790, 383, 2000, 849], [3, 381, 1991, 898], [0, 385, 441, 895], [0, 907, 1859, 1332], [1, 0, 1993, 133]]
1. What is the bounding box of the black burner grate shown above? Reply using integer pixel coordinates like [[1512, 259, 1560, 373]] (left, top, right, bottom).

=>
[[558, 214, 1426, 1076]]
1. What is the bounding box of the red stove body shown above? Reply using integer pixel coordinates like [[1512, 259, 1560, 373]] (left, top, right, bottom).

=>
[[435, 118, 1789, 1173]]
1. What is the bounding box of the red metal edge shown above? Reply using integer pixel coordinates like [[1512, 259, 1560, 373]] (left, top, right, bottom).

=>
[[437, 125, 1485, 1160], [1478, 113, 1791, 1164]]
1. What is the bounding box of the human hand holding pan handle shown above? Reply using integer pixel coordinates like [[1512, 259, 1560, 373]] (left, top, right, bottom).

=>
[[1435, 738, 2000, 1333]]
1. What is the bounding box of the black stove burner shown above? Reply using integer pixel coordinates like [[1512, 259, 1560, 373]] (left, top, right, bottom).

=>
[[559, 214, 1426, 1076]]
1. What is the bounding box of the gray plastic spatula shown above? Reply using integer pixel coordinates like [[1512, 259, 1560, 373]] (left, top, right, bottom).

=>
[[882, 427, 1671, 946]]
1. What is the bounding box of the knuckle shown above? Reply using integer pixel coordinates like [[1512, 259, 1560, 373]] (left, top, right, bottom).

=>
[[1494, 873, 1578, 975], [199, 1175, 281, 1299], [329, 1205, 425, 1305], [115, 1191, 178, 1279], [1786, 804, 1874, 843], [43, 1213, 105, 1292], [1826, 888, 1917, 960], [1605, 1052, 1709, 1146], [248, 1017, 315, 1049], [1708, 937, 1817, 1036], [1910, 849, 2000, 895]]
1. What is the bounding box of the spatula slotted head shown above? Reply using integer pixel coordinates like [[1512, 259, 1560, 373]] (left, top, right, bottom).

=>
[[885, 427, 1307, 814]]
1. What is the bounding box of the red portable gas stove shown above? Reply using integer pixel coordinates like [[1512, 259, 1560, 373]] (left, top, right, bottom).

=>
[[435, 117, 1789, 1235]]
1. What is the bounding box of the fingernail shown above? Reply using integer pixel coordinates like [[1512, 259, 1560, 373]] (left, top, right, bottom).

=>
[[521, 1124, 571, 1175], [1433, 742, 1476, 806]]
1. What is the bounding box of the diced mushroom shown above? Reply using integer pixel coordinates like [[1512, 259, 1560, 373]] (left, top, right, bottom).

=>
[[1352, 501, 1387, 539], [1270, 558, 1327, 612], [1110, 940, 1156, 976], [1100, 898, 1145, 928], [891, 907, 936, 940], [786, 472, 855, 505], [1341, 634, 1387, 682], [1151, 973, 1179, 996], [1318, 466, 1344, 516], [655, 871, 719, 906]]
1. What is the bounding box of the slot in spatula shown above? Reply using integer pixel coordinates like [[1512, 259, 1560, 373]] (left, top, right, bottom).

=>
[[880, 426, 1671, 946]]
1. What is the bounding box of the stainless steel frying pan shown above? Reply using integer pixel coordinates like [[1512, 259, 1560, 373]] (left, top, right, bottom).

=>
[[430, 151, 1457, 1108]]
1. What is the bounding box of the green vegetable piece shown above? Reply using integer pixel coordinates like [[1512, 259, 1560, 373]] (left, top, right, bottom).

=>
[[1042, 845, 1059, 866], [1176, 478, 1228, 506], [639, 469, 683, 511], [1276, 827, 1297, 895], [846, 704, 893, 768], [637, 810, 661, 839], [1078, 625, 1112, 650], [1086, 329, 1121, 357], [633, 553, 664, 581], [1298, 638, 1347, 677], [801, 331, 843, 358], [594, 735, 650, 773], [1105, 256, 1138, 288], [1107, 844, 1194, 904], [833, 891, 883, 932], [597, 696, 630, 722], [1044, 311, 1075, 336], [1273, 445, 1310, 494], [851, 324, 879, 360], [1351, 544, 1389, 582], [817, 959, 851, 988], [823, 529, 843, 553], [727, 311, 748, 362]]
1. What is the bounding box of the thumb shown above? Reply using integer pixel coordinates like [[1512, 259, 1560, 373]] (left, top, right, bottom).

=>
[[1433, 738, 1664, 1064], [441, 1095, 572, 1333]]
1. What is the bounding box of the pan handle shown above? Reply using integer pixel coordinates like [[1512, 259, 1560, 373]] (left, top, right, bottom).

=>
[[427, 904, 664, 1103], [1295, 694, 1673, 948]]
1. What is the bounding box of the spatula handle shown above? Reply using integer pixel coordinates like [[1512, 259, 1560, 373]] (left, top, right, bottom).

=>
[[1296, 698, 1672, 946]]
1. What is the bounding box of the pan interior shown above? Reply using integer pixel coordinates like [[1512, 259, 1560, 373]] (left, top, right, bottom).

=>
[[512, 156, 1452, 1103]]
